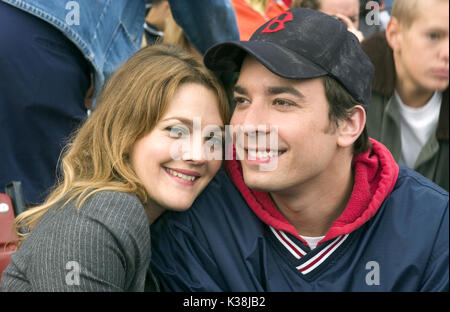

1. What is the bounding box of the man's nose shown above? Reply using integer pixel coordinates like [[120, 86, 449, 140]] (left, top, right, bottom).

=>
[[232, 101, 273, 148], [236, 99, 271, 131]]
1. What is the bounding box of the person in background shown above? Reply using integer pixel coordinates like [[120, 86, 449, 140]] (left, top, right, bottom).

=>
[[143, 0, 240, 57], [0, 44, 230, 291], [162, 8, 203, 59], [150, 8, 448, 292], [143, 0, 168, 46], [384, 0, 393, 13], [358, 0, 389, 38], [378, 0, 391, 30], [362, 0, 449, 191], [291, 0, 364, 41], [163, 0, 240, 109], [232, 0, 289, 40], [168, 0, 240, 56], [0, 0, 146, 205]]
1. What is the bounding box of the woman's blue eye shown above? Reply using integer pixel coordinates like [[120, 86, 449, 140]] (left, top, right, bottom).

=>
[[166, 125, 189, 137], [207, 136, 222, 145]]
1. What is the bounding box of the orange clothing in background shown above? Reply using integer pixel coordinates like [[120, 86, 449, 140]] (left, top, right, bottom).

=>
[[231, 0, 289, 40]]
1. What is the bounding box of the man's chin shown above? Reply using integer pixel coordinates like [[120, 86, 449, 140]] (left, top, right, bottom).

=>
[[242, 172, 279, 192]]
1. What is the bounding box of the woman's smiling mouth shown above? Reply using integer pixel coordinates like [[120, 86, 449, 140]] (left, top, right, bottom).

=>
[[164, 167, 201, 184]]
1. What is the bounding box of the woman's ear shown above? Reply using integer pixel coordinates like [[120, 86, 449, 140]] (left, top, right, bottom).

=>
[[336, 105, 366, 148], [386, 17, 402, 52]]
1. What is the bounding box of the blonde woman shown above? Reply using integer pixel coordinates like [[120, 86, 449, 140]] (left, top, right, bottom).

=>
[[0, 44, 230, 291]]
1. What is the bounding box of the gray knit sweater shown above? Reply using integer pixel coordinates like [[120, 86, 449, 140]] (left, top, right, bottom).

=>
[[0, 191, 154, 291]]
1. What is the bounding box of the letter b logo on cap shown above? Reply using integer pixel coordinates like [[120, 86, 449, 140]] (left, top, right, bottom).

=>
[[261, 12, 293, 34]]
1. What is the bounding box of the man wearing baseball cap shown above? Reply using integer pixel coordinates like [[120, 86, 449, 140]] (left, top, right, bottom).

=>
[[150, 8, 448, 291]]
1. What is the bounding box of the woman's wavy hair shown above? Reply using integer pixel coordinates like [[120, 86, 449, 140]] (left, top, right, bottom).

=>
[[14, 44, 230, 246]]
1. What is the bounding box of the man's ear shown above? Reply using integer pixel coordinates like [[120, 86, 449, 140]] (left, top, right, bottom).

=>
[[386, 17, 402, 52], [336, 105, 366, 148]]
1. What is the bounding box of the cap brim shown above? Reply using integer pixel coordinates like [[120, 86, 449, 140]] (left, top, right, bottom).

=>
[[204, 40, 327, 80]]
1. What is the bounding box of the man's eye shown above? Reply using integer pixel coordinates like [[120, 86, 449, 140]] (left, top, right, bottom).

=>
[[274, 99, 295, 107], [233, 97, 249, 106]]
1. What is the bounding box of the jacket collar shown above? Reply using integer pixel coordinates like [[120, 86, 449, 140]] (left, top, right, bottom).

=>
[[361, 31, 449, 141]]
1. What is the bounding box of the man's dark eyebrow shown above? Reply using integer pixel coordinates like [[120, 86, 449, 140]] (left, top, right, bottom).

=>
[[267, 86, 305, 99], [234, 85, 304, 99], [233, 85, 248, 95]]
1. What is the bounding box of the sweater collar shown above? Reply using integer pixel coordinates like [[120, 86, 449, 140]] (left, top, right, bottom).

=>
[[225, 138, 399, 247]]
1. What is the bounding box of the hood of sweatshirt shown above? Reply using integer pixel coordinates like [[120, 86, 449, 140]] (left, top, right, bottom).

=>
[[225, 138, 399, 247]]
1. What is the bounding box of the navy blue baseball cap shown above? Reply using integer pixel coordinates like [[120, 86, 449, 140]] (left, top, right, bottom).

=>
[[204, 8, 374, 106]]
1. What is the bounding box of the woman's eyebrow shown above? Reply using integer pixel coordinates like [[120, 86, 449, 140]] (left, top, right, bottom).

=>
[[161, 117, 225, 131], [161, 117, 193, 128]]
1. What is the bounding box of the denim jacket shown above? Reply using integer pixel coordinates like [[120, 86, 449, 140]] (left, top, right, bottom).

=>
[[169, 0, 240, 55], [2, 0, 146, 108]]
